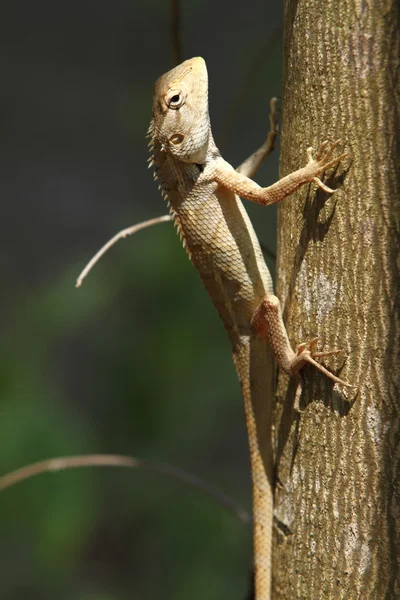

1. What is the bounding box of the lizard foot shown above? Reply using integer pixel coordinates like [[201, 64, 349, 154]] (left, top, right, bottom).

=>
[[291, 337, 353, 388], [304, 140, 348, 193], [251, 294, 355, 409], [291, 339, 354, 412]]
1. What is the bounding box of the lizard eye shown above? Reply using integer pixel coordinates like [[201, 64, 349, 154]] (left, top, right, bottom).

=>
[[166, 89, 185, 109]]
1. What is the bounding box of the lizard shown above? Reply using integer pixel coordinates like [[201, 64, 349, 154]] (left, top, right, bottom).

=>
[[149, 57, 351, 600]]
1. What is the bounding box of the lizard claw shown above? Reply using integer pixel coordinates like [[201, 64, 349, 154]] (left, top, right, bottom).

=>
[[296, 342, 307, 354], [292, 339, 353, 389], [312, 177, 335, 194], [315, 140, 330, 161], [304, 139, 347, 193], [295, 337, 320, 355], [308, 337, 320, 352], [306, 146, 316, 162], [291, 338, 354, 412], [316, 139, 341, 162]]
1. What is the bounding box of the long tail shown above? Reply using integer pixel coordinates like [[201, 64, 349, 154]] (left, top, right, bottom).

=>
[[232, 336, 275, 600]]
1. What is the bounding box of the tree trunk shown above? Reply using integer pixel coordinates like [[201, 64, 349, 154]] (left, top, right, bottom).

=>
[[273, 1, 400, 598]]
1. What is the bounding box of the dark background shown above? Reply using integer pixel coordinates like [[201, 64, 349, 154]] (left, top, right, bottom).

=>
[[1, 2, 283, 598]]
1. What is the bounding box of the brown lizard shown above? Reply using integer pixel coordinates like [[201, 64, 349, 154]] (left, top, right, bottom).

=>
[[149, 57, 351, 600]]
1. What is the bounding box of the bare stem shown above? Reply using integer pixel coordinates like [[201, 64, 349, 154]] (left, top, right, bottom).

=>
[[170, 0, 182, 66], [76, 214, 173, 288], [0, 453, 250, 524]]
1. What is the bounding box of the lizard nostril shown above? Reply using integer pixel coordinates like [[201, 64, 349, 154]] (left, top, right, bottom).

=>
[[170, 134, 184, 145]]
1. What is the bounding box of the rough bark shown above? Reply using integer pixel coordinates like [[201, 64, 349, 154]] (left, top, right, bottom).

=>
[[273, 1, 400, 599]]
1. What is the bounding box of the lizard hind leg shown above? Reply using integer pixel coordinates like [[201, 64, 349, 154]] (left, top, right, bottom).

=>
[[251, 294, 354, 392]]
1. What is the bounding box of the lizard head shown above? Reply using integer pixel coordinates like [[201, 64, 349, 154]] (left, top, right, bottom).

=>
[[152, 57, 210, 164]]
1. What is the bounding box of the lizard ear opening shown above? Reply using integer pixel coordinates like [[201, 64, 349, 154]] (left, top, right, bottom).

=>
[[170, 134, 184, 145], [166, 88, 185, 109]]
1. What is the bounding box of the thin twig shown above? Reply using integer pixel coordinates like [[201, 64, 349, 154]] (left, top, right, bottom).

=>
[[235, 97, 279, 177], [76, 214, 173, 288], [0, 454, 251, 524], [170, 0, 182, 66], [219, 27, 282, 151]]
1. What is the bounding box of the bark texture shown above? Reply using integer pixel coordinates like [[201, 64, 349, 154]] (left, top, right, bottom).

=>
[[273, 1, 400, 598]]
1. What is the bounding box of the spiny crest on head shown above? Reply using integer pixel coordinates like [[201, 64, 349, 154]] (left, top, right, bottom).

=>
[[146, 120, 154, 140], [146, 59, 208, 261], [147, 120, 155, 151], [146, 118, 169, 202], [147, 119, 157, 178]]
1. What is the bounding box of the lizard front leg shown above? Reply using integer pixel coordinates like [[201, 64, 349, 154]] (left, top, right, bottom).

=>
[[251, 294, 353, 410], [214, 140, 346, 205], [235, 97, 279, 178]]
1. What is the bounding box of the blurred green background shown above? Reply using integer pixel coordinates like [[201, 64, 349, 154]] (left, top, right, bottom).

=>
[[1, 2, 283, 598]]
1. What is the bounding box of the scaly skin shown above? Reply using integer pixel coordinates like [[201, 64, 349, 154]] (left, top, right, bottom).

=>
[[150, 57, 351, 599]]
